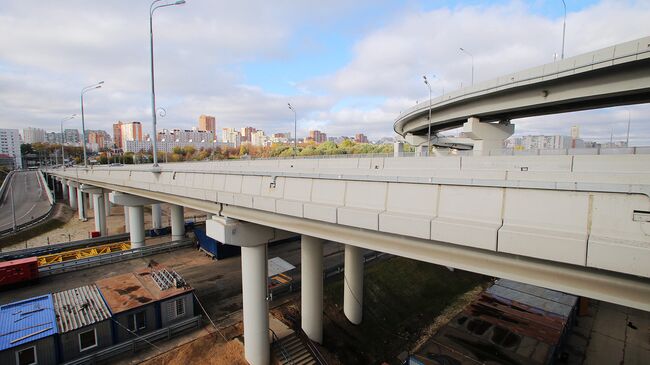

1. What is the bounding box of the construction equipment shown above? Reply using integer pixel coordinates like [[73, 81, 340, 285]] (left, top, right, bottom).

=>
[[37, 242, 131, 267]]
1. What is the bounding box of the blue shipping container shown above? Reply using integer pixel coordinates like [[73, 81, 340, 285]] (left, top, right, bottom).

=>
[[194, 228, 240, 260]]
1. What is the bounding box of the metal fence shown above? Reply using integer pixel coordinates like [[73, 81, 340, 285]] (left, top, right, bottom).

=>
[[61, 315, 203, 365], [38, 239, 194, 277], [0, 233, 131, 260]]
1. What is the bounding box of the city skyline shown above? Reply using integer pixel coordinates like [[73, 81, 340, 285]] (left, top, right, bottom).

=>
[[1, 1, 649, 144]]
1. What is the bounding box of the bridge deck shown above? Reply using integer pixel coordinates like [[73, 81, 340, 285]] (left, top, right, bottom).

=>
[[51, 153, 650, 284]]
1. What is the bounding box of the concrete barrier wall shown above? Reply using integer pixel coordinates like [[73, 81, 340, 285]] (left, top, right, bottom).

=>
[[54, 153, 650, 278]]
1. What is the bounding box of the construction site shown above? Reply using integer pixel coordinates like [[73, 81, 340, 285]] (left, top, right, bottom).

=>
[[0, 174, 647, 365]]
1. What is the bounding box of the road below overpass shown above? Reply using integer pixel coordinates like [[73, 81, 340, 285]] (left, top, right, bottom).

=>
[[0, 170, 52, 232]]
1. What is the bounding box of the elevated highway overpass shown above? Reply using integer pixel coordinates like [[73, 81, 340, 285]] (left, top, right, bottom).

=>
[[47, 150, 650, 364], [394, 36, 650, 151], [45, 37, 650, 365]]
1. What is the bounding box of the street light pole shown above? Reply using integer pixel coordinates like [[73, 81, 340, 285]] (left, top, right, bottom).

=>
[[561, 0, 567, 60], [60, 114, 77, 166], [459, 47, 474, 86], [423, 75, 434, 156], [81, 81, 104, 167], [149, 0, 186, 167], [288, 103, 297, 156], [626, 110, 631, 147]]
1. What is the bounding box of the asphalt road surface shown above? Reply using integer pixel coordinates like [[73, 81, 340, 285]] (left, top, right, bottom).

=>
[[0, 170, 52, 232]]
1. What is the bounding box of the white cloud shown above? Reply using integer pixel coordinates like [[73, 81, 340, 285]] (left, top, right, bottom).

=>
[[0, 0, 649, 142]]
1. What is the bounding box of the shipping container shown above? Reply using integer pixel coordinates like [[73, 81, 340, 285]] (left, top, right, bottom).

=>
[[194, 227, 240, 260], [0, 257, 39, 289]]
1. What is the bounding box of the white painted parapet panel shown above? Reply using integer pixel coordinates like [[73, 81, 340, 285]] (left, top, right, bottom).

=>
[[431, 186, 503, 250], [499, 189, 589, 265], [587, 193, 650, 277], [338, 181, 387, 231], [379, 183, 438, 239], [304, 179, 346, 224]]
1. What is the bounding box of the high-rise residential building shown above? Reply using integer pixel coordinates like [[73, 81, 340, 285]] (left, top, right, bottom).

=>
[[86, 130, 111, 151], [271, 133, 291, 144], [0, 129, 22, 169], [198, 115, 216, 134], [355, 133, 368, 143], [308, 130, 327, 144], [251, 130, 268, 147], [113, 122, 124, 149], [222, 128, 241, 147], [64, 129, 81, 144], [120, 122, 143, 149], [240, 127, 257, 143], [506, 135, 578, 150], [22, 127, 47, 144], [45, 132, 64, 144], [157, 128, 215, 144]]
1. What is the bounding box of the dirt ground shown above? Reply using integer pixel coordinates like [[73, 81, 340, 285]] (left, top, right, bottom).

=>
[[1, 200, 208, 252], [140, 331, 248, 365], [272, 256, 489, 365]]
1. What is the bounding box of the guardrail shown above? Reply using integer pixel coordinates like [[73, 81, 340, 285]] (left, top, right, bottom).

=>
[[0, 204, 55, 238], [38, 239, 194, 277], [0, 170, 55, 238], [61, 315, 203, 365], [0, 170, 15, 200], [38, 170, 55, 205]]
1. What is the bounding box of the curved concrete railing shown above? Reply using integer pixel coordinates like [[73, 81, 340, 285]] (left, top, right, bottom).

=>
[[394, 36, 650, 136]]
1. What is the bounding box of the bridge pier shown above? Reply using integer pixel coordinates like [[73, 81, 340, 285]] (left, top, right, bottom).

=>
[[123, 206, 130, 233], [462, 117, 514, 155], [93, 193, 106, 236], [76, 186, 86, 221], [170, 204, 185, 240], [344, 244, 364, 325], [88, 193, 93, 210], [151, 203, 162, 230], [67, 182, 77, 210], [206, 216, 276, 365], [81, 185, 107, 236], [61, 178, 68, 200], [110, 192, 157, 248], [301, 235, 324, 343], [241, 243, 270, 365], [104, 192, 111, 217], [128, 206, 145, 247]]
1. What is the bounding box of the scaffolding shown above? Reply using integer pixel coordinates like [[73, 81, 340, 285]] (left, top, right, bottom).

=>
[[150, 268, 186, 291], [37, 242, 131, 267]]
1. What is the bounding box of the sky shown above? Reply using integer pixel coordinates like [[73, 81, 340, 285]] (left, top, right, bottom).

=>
[[0, 0, 649, 144]]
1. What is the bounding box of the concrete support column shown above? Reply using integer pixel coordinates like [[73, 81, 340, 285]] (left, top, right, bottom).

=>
[[68, 184, 77, 210], [128, 206, 145, 248], [241, 244, 270, 365], [110, 192, 159, 247], [170, 205, 185, 240], [205, 216, 277, 365], [393, 141, 404, 157], [77, 187, 86, 221], [92, 193, 107, 236], [151, 203, 162, 230], [344, 244, 364, 325], [104, 192, 111, 217], [88, 193, 93, 210], [124, 206, 130, 233], [462, 117, 514, 156], [61, 179, 68, 199], [301, 235, 324, 343]]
